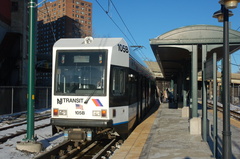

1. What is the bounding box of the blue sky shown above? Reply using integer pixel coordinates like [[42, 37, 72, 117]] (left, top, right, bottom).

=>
[[40, 0, 240, 73]]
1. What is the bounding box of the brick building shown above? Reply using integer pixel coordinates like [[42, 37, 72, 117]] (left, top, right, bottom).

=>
[[37, 0, 92, 86]]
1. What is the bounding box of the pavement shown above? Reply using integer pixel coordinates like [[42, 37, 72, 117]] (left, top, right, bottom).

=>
[[112, 102, 240, 159], [207, 109, 240, 159], [112, 102, 214, 159]]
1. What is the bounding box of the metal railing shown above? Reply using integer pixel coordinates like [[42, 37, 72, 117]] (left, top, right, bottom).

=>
[[0, 86, 51, 115], [198, 85, 240, 106]]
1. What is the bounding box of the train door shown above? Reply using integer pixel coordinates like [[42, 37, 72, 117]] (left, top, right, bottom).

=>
[[136, 74, 142, 124], [128, 69, 138, 128], [146, 79, 149, 114], [142, 77, 146, 117]]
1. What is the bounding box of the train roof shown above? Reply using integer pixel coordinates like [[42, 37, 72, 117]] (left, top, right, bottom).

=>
[[53, 37, 155, 80], [53, 37, 125, 48], [54, 37, 147, 65]]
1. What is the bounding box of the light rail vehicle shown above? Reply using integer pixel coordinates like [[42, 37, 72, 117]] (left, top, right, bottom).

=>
[[51, 37, 156, 141]]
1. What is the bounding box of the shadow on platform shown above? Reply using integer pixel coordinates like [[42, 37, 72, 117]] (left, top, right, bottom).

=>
[[168, 102, 178, 109], [142, 101, 160, 122]]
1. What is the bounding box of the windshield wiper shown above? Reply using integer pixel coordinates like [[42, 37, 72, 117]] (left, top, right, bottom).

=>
[[84, 88, 97, 104]]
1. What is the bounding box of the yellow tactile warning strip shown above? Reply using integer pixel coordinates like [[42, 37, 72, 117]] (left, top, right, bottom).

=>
[[208, 109, 240, 128], [112, 105, 160, 159]]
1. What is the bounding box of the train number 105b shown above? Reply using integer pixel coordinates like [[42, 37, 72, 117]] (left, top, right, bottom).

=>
[[75, 111, 85, 115], [118, 44, 129, 53]]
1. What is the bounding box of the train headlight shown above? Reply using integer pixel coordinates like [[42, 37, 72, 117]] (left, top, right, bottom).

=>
[[59, 110, 67, 116], [92, 110, 101, 116]]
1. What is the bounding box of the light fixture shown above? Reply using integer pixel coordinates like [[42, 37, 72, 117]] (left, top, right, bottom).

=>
[[213, 5, 233, 22], [219, 0, 240, 9]]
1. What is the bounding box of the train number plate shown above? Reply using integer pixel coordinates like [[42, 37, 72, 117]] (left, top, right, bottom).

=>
[[75, 111, 85, 115]]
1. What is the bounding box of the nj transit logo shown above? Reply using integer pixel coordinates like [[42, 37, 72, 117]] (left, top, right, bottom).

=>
[[92, 99, 103, 107]]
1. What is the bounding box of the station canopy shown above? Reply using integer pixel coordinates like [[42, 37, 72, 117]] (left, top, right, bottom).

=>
[[150, 25, 240, 80]]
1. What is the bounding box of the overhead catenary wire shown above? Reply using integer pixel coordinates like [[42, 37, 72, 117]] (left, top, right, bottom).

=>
[[95, 0, 151, 62], [108, 0, 152, 62], [232, 54, 240, 72], [95, 0, 134, 45], [109, 0, 138, 46], [108, 0, 151, 61], [36, 0, 47, 7]]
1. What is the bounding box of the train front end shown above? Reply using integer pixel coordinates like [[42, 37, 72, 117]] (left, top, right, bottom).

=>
[[51, 38, 113, 141]]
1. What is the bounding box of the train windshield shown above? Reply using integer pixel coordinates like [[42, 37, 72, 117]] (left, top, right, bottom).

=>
[[54, 50, 107, 96]]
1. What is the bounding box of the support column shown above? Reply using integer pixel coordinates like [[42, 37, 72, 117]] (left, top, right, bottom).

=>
[[213, 53, 218, 158], [182, 68, 189, 118], [177, 72, 183, 108], [191, 45, 198, 118], [190, 45, 201, 135], [202, 45, 208, 141]]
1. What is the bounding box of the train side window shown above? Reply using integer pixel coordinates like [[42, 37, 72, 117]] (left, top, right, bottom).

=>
[[112, 67, 126, 96]]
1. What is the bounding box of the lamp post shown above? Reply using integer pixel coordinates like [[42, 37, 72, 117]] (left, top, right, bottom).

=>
[[213, 1, 238, 158]]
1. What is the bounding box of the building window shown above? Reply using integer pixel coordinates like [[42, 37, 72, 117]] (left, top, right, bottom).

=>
[[12, 2, 18, 12]]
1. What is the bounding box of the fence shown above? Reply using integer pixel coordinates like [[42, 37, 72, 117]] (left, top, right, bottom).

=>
[[231, 85, 240, 105], [0, 86, 51, 115], [198, 84, 240, 106]]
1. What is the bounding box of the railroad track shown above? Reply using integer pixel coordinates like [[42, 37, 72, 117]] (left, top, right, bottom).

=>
[[0, 123, 51, 143], [0, 113, 51, 143], [35, 136, 122, 159], [207, 103, 240, 121], [0, 113, 50, 131]]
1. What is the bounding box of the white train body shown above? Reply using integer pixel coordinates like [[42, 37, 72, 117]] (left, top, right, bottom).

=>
[[51, 37, 155, 140]]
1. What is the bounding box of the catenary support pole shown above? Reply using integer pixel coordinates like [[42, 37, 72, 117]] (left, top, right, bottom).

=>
[[26, 0, 36, 141]]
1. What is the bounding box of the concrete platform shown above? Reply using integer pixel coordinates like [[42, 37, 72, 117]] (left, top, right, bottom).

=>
[[112, 103, 213, 159]]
